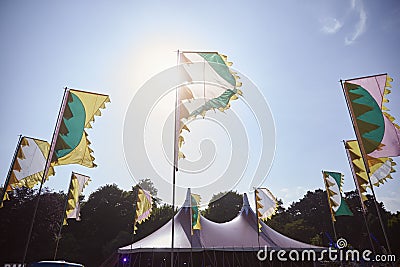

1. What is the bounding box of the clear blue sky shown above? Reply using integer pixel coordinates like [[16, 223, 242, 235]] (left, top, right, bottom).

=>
[[1, 0, 399, 211]]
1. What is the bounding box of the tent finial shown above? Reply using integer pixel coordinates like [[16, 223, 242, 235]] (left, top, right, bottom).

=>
[[183, 188, 191, 207], [242, 193, 251, 214]]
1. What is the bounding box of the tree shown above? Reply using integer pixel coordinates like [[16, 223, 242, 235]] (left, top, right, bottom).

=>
[[60, 184, 134, 266], [203, 191, 243, 223], [0, 187, 64, 264], [134, 178, 161, 205], [57, 182, 173, 266], [267, 189, 398, 255]]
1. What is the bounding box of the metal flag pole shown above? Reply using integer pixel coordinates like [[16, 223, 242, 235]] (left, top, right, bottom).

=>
[[54, 172, 75, 260], [322, 171, 338, 243], [342, 140, 376, 254], [254, 189, 260, 248], [0, 135, 23, 208], [131, 185, 140, 240], [340, 80, 392, 254], [170, 50, 181, 267], [22, 87, 70, 264]]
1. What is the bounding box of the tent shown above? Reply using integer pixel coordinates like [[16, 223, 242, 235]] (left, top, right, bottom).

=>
[[118, 190, 321, 266]]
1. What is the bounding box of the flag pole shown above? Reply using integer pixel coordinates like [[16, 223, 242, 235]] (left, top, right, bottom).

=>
[[54, 172, 75, 260], [170, 50, 181, 267], [0, 134, 23, 208], [254, 188, 260, 248], [128, 184, 140, 261], [22, 87, 70, 264], [132, 185, 140, 237], [342, 140, 375, 253], [322, 171, 338, 243], [340, 80, 392, 254]]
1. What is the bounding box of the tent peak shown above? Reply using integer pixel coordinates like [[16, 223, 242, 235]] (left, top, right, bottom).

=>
[[182, 188, 191, 207], [242, 193, 251, 214]]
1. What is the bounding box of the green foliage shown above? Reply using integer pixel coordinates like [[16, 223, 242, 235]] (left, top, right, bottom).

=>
[[0, 187, 64, 264], [203, 191, 242, 223], [1, 184, 400, 266], [134, 178, 161, 204], [268, 189, 398, 255]]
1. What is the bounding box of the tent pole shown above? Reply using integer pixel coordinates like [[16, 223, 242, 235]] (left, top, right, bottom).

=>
[[340, 80, 392, 254], [190, 247, 192, 267], [213, 249, 217, 267], [151, 249, 154, 267]]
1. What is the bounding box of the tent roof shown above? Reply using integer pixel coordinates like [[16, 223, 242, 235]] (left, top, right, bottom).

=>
[[119, 189, 319, 253]]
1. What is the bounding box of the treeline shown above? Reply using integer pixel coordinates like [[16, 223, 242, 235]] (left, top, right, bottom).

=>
[[0, 179, 175, 266], [0, 183, 399, 266], [268, 189, 400, 255]]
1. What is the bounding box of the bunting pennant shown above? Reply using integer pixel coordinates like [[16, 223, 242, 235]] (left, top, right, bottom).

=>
[[1, 136, 55, 208], [323, 171, 353, 222], [176, 52, 242, 161], [255, 188, 278, 231], [51, 89, 110, 168], [64, 172, 91, 225], [190, 193, 201, 233], [134, 188, 153, 234], [343, 74, 400, 159]]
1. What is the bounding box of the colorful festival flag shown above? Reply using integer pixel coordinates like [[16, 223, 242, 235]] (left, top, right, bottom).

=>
[[323, 171, 353, 221], [64, 172, 91, 225], [8, 137, 55, 189], [255, 188, 278, 230], [345, 140, 396, 212], [342, 74, 400, 159], [134, 188, 153, 234], [51, 89, 110, 168], [346, 140, 395, 187], [176, 52, 242, 161], [1, 137, 55, 207], [190, 193, 201, 233]]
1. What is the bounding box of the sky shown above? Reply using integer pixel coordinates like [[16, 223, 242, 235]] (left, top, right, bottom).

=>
[[1, 0, 400, 212]]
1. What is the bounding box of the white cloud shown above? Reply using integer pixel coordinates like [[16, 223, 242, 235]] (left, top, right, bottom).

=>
[[319, 0, 367, 45], [321, 17, 343, 34], [279, 186, 308, 206], [378, 196, 400, 213], [345, 1, 367, 45], [350, 0, 357, 9]]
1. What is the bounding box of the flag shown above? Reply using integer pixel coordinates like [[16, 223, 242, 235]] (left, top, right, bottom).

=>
[[323, 171, 353, 221], [64, 172, 90, 225], [51, 89, 110, 168], [134, 188, 153, 234], [345, 140, 396, 212], [255, 188, 278, 231], [343, 74, 400, 158], [7, 137, 55, 189], [190, 193, 201, 233], [176, 52, 242, 160], [1, 136, 56, 207], [346, 140, 396, 187]]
